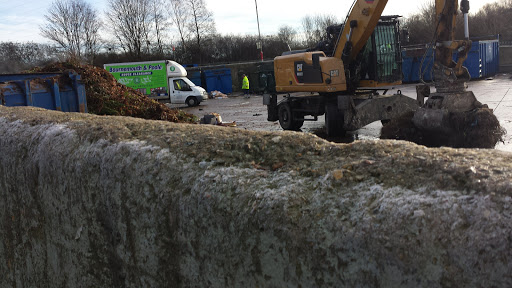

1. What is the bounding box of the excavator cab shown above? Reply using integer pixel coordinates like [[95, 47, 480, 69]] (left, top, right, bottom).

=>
[[294, 16, 403, 90], [358, 16, 402, 87]]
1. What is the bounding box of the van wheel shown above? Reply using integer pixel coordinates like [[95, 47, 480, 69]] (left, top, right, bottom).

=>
[[186, 97, 198, 107]]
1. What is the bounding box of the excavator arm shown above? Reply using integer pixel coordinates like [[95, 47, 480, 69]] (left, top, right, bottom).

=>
[[433, 0, 473, 91], [333, 0, 388, 67]]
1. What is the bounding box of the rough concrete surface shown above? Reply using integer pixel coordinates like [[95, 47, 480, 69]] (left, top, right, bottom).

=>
[[1, 106, 512, 287]]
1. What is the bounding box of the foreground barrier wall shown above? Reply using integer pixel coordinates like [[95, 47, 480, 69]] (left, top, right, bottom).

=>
[[1, 106, 512, 287]]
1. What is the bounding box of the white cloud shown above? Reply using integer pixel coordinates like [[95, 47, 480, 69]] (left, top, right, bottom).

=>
[[0, 14, 47, 43]]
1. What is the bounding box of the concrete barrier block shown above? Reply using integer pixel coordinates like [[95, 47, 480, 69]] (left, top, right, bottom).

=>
[[1, 106, 512, 287]]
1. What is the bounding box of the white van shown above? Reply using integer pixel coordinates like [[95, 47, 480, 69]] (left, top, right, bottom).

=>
[[104, 60, 208, 106]]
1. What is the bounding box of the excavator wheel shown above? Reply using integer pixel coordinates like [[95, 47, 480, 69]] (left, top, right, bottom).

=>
[[292, 117, 305, 130], [278, 103, 304, 131], [325, 104, 346, 137]]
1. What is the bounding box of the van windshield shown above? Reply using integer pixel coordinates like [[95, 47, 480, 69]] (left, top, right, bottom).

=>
[[183, 78, 196, 87]]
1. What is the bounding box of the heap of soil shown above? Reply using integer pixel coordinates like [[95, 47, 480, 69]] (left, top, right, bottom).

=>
[[29, 62, 197, 123], [381, 109, 506, 148]]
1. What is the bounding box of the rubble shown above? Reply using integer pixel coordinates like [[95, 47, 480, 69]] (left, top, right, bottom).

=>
[[200, 112, 237, 127], [209, 90, 228, 99], [200, 112, 223, 124]]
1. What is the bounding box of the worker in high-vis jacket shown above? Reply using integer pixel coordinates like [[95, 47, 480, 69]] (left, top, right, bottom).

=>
[[242, 74, 250, 98]]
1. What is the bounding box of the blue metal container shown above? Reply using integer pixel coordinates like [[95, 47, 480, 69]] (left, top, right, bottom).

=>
[[402, 39, 499, 83], [203, 69, 233, 94], [401, 48, 434, 83], [458, 40, 499, 78], [461, 42, 482, 78], [187, 71, 202, 87], [0, 71, 87, 113], [481, 40, 499, 77]]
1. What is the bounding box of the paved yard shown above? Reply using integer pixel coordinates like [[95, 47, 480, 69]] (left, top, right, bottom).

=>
[[167, 73, 512, 152]]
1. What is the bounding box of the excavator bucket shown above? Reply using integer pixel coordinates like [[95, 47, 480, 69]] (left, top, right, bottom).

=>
[[381, 0, 505, 149], [413, 89, 481, 133], [382, 106, 504, 149], [381, 84, 505, 148]]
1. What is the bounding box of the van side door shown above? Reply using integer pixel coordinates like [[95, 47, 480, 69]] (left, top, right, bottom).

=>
[[169, 78, 191, 103]]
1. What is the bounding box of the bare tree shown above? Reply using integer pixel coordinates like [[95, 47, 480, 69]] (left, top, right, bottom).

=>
[[40, 0, 101, 61], [401, 1, 436, 45], [403, 0, 512, 45], [83, 5, 101, 62], [150, 0, 169, 55], [301, 16, 315, 47], [278, 25, 300, 50], [470, 0, 512, 41], [105, 0, 153, 59], [185, 0, 216, 64], [169, 0, 191, 54], [0, 42, 62, 73], [301, 14, 337, 48]]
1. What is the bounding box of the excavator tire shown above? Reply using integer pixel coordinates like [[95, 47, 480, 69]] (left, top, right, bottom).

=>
[[278, 103, 303, 131]]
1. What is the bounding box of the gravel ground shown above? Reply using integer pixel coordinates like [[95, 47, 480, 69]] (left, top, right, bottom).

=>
[[167, 73, 512, 151]]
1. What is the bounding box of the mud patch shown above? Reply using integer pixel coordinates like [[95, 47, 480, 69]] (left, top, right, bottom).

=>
[[381, 109, 506, 148]]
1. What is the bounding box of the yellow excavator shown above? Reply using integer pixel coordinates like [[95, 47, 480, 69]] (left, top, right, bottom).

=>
[[264, 0, 501, 147]]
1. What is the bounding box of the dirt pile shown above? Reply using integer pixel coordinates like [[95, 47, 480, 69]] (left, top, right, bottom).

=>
[[29, 62, 197, 123], [381, 108, 506, 148]]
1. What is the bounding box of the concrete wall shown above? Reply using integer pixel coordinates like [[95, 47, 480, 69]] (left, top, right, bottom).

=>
[[500, 46, 512, 73], [1, 106, 512, 287]]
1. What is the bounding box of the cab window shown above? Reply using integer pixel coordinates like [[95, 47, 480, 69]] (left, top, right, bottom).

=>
[[173, 79, 190, 91]]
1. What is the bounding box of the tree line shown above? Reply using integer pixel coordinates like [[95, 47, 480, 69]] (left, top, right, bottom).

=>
[[0, 0, 511, 73], [42, 0, 340, 66], [402, 0, 512, 45]]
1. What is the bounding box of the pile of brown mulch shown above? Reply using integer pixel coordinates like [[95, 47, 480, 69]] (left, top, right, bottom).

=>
[[381, 109, 506, 148], [28, 62, 197, 123]]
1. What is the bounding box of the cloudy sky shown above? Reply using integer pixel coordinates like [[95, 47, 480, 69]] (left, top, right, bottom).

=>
[[0, 0, 499, 43]]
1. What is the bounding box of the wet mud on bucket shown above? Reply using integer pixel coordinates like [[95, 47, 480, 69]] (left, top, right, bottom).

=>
[[380, 108, 506, 148]]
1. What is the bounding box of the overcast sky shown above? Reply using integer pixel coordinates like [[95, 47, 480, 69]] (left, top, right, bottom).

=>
[[0, 0, 499, 43]]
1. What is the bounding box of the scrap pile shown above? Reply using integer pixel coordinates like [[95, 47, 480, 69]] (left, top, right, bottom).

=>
[[29, 62, 197, 123], [209, 90, 228, 99], [200, 112, 236, 127]]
